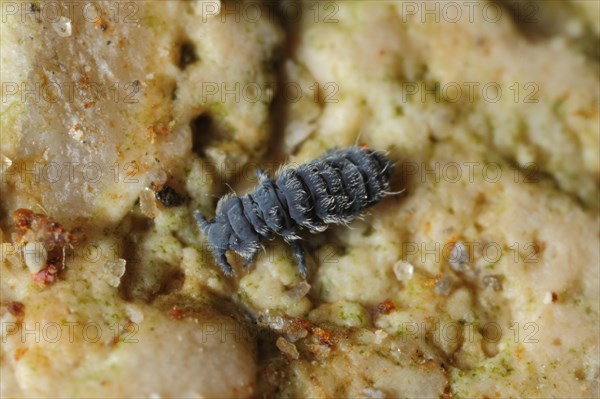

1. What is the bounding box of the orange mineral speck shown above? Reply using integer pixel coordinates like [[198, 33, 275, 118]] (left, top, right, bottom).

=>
[[313, 327, 332, 346], [95, 18, 108, 31], [425, 274, 442, 287], [14, 347, 28, 361], [447, 235, 458, 247], [515, 346, 525, 361], [375, 299, 396, 315], [78, 74, 90, 88], [169, 306, 186, 320], [424, 221, 431, 235]]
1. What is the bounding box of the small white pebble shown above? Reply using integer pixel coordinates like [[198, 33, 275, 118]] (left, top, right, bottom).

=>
[[125, 304, 144, 324], [482, 274, 502, 291], [284, 281, 311, 300], [276, 336, 299, 359], [543, 291, 553, 305], [449, 241, 469, 271], [374, 329, 388, 345], [285, 327, 308, 343], [307, 343, 331, 359], [435, 275, 454, 296], [139, 188, 159, 218], [52, 16, 72, 37], [147, 167, 167, 186], [23, 242, 48, 274], [68, 124, 84, 141], [362, 387, 386, 399], [257, 313, 285, 331], [103, 259, 126, 287], [393, 261, 414, 283]]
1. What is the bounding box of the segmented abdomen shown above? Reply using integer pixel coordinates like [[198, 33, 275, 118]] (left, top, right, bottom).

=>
[[274, 147, 393, 233]]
